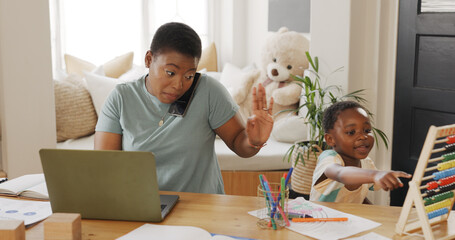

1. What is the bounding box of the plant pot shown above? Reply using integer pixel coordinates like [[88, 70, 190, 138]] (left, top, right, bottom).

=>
[[290, 144, 323, 195]]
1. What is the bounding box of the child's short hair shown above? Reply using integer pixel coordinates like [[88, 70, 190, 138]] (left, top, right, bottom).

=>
[[150, 22, 202, 60], [323, 101, 368, 133]]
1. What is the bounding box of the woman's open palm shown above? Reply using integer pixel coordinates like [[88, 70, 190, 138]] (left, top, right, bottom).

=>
[[246, 83, 274, 146]]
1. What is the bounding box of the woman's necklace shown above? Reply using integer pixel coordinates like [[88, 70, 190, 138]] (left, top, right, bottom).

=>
[[158, 111, 167, 127], [145, 76, 168, 127]]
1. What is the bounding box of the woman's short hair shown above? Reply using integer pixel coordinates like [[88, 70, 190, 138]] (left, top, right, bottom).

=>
[[150, 22, 202, 60], [322, 100, 368, 133]]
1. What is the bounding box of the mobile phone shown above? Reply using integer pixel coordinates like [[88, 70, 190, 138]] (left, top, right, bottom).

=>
[[168, 72, 201, 117]]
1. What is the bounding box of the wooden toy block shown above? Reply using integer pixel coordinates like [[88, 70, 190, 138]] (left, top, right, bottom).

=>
[[0, 220, 25, 240], [44, 213, 81, 240]]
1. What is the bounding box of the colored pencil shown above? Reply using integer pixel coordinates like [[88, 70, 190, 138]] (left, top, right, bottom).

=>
[[292, 217, 348, 222]]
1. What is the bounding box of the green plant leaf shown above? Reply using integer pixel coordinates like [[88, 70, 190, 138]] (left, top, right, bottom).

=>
[[291, 74, 304, 82], [373, 127, 389, 149], [306, 51, 316, 71]]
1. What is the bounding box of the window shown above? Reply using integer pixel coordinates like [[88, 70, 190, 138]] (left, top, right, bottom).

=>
[[50, 0, 209, 76], [421, 0, 455, 13]]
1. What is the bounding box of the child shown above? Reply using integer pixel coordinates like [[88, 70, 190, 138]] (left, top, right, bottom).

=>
[[310, 101, 411, 203]]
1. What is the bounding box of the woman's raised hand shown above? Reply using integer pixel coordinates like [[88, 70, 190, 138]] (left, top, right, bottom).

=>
[[246, 83, 274, 148]]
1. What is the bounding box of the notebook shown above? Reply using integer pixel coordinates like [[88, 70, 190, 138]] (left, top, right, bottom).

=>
[[39, 149, 179, 222]]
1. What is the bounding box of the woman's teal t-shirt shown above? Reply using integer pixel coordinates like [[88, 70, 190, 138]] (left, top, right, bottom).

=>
[[95, 74, 239, 194]]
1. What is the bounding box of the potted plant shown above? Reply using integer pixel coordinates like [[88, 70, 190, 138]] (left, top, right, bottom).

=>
[[283, 52, 389, 196]]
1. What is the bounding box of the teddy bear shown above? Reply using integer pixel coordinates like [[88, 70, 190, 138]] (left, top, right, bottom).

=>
[[233, 27, 310, 143]]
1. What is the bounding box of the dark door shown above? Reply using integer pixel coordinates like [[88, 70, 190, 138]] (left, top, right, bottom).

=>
[[391, 0, 455, 206]]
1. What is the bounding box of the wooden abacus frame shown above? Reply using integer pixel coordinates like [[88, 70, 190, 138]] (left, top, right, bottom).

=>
[[396, 124, 455, 240]]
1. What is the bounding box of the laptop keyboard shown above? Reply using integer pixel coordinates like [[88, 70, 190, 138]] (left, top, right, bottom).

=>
[[161, 204, 166, 210]]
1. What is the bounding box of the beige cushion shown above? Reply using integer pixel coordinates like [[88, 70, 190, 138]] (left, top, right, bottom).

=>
[[64, 54, 96, 77], [103, 52, 134, 78], [54, 75, 97, 142], [197, 42, 217, 72], [64, 52, 134, 78]]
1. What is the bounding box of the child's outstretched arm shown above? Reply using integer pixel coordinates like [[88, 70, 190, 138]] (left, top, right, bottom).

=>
[[324, 164, 412, 191]]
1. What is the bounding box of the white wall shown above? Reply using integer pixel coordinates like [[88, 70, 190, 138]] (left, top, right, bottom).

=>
[[245, 0, 270, 67], [310, 0, 351, 92], [0, 0, 56, 178], [347, 0, 399, 206]]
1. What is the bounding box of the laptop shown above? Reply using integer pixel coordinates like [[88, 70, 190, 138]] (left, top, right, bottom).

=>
[[39, 149, 179, 222]]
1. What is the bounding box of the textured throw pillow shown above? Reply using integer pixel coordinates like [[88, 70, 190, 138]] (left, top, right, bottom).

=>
[[54, 74, 97, 142], [197, 42, 217, 72]]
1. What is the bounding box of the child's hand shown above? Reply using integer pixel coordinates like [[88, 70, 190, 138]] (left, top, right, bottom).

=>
[[373, 171, 412, 191]]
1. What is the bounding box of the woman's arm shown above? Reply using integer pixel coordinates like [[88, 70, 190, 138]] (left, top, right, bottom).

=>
[[215, 84, 274, 158], [94, 131, 122, 150], [324, 164, 412, 191]]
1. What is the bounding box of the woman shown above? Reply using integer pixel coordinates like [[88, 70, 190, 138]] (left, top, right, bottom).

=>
[[95, 22, 274, 194]]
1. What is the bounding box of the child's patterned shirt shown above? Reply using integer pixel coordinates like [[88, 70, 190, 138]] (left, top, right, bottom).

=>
[[310, 149, 378, 203]]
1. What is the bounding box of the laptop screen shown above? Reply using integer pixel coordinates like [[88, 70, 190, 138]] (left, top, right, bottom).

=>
[[39, 149, 178, 222]]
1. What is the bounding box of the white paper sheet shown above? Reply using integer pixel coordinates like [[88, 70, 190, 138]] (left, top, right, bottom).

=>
[[116, 224, 238, 240], [345, 232, 391, 240], [249, 197, 381, 240], [0, 197, 52, 226]]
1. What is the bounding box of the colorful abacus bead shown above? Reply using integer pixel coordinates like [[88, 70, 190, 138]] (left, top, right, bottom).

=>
[[442, 152, 455, 162], [423, 182, 455, 197], [439, 175, 455, 186], [427, 207, 449, 219], [439, 182, 455, 192], [423, 191, 454, 206], [447, 135, 455, 144], [426, 181, 438, 190], [445, 143, 455, 152], [437, 160, 455, 171], [424, 189, 438, 198], [433, 167, 455, 180], [424, 199, 452, 213]]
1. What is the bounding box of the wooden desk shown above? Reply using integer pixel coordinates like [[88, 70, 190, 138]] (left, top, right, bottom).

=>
[[23, 192, 455, 240]]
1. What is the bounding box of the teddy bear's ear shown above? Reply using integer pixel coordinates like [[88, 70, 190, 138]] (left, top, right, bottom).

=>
[[278, 27, 289, 33]]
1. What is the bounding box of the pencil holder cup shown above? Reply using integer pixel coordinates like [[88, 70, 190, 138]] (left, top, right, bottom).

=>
[[256, 183, 289, 229]]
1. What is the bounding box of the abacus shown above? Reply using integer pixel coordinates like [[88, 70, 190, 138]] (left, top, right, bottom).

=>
[[396, 124, 455, 240]]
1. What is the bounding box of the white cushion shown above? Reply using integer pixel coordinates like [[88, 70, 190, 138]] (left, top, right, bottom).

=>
[[118, 64, 147, 82], [219, 63, 257, 97], [205, 71, 222, 81], [84, 66, 146, 116], [84, 72, 123, 116]]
